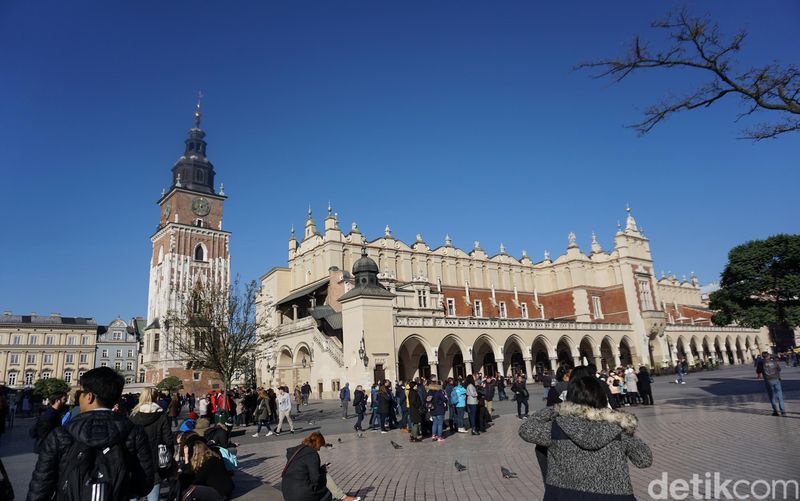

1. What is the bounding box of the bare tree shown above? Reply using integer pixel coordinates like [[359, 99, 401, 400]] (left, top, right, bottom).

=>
[[577, 10, 800, 140], [167, 277, 266, 391]]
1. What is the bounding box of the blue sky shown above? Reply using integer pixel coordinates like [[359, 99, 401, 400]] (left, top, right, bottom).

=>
[[1, 1, 798, 323]]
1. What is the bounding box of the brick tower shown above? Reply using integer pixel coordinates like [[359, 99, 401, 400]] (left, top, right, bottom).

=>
[[141, 97, 231, 391]]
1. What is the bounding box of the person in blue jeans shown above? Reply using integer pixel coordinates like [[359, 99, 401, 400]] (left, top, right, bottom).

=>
[[426, 380, 447, 441], [675, 359, 686, 384], [762, 353, 786, 416], [465, 374, 480, 435], [451, 381, 467, 432]]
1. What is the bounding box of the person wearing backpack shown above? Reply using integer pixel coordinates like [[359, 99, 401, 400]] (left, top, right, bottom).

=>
[[26, 366, 154, 501], [339, 383, 351, 419], [762, 352, 786, 416], [451, 381, 467, 433], [129, 387, 173, 501]]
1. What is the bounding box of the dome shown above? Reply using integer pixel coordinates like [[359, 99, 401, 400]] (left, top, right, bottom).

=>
[[352, 249, 379, 275]]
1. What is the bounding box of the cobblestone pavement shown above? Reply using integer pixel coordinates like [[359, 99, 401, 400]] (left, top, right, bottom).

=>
[[4, 365, 799, 500]]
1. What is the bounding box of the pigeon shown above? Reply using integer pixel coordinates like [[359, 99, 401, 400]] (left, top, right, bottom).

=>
[[337, 438, 343, 443], [307, 421, 315, 425], [390, 440, 403, 449], [319, 410, 324, 414], [501, 467, 517, 479], [324, 443, 334, 448], [454, 460, 467, 472], [357, 432, 364, 438]]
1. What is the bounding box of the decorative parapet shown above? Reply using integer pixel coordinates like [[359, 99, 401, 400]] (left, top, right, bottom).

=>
[[275, 316, 317, 336], [395, 315, 631, 331], [665, 325, 761, 333]]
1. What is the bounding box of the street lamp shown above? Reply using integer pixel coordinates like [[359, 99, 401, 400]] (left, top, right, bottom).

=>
[[358, 334, 368, 368]]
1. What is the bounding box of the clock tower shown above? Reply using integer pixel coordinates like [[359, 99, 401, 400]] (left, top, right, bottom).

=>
[[142, 98, 231, 390]]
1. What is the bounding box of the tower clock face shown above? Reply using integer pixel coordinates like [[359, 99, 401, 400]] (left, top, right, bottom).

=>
[[192, 197, 210, 216]]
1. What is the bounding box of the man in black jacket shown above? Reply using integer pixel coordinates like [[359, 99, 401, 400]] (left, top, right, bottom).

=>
[[26, 367, 154, 501], [30, 392, 67, 454]]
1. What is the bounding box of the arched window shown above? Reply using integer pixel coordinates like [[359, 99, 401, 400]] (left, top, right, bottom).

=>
[[64, 370, 73, 384], [195, 219, 204, 228], [194, 244, 205, 261]]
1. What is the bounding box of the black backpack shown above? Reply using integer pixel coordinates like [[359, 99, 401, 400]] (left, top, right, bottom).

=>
[[58, 421, 134, 501]]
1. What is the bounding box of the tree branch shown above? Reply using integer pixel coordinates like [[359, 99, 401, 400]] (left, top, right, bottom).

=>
[[576, 9, 800, 140]]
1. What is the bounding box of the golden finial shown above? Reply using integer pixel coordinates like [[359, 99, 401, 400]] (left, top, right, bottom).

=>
[[194, 90, 204, 128]]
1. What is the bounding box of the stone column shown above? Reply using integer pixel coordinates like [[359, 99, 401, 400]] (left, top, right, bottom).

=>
[[429, 362, 439, 381], [292, 304, 298, 321], [494, 358, 504, 378], [613, 352, 621, 369], [572, 355, 581, 368], [593, 355, 603, 371], [548, 356, 558, 372], [465, 360, 473, 376], [523, 358, 533, 379], [685, 349, 695, 368], [732, 350, 740, 365]]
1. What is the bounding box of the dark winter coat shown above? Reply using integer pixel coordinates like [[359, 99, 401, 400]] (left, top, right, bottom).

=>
[[408, 388, 423, 424], [26, 409, 154, 501], [637, 369, 652, 394], [546, 381, 569, 407], [168, 398, 180, 417], [425, 383, 447, 416], [377, 388, 392, 414], [511, 382, 529, 400], [129, 403, 173, 483], [484, 380, 497, 401], [353, 390, 367, 413], [519, 402, 652, 500], [178, 452, 233, 499], [281, 444, 333, 501], [30, 406, 64, 454], [256, 398, 269, 421]]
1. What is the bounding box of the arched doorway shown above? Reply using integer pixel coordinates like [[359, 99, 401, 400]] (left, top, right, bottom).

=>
[[502, 336, 525, 377], [294, 345, 312, 393], [439, 335, 466, 379], [277, 347, 294, 388], [600, 337, 616, 370], [690, 337, 701, 362], [579, 336, 596, 366], [619, 337, 634, 367], [398, 335, 432, 381], [556, 337, 575, 367], [473, 335, 498, 377], [531, 336, 552, 375]]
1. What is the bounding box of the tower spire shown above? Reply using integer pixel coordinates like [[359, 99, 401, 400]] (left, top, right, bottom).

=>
[[194, 91, 203, 128]]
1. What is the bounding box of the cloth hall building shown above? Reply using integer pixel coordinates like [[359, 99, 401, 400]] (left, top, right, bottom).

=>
[[257, 207, 769, 399]]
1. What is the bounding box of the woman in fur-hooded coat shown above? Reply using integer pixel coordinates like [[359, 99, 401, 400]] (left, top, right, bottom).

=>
[[519, 376, 652, 500]]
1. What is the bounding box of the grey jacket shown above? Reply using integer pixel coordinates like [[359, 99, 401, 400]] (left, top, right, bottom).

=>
[[519, 402, 652, 500]]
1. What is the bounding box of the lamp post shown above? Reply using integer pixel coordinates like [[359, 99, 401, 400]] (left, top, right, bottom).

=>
[[359, 334, 368, 368], [302, 356, 307, 369]]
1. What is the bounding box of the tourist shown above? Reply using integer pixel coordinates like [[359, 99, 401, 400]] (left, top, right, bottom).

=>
[[541, 370, 553, 401], [178, 432, 233, 499], [276, 386, 295, 435], [30, 392, 67, 454], [395, 380, 408, 430], [187, 392, 196, 413], [407, 381, 423, 442], [754, 354, 765, 379], [267, 387, 278, 424], [675, 358, 687, 384], [465, 375, 479, 435], [519, 375, 653, 500], [198, 393, 209, 419], [444, 378, 456, 431], [22, 394, 31, 417], [547, 366, 571, 407], [451, 379, 467, 432], [377, 381, 392, 433], [497, 373, 507, 401], [368, 384, 380, 429], [26, 367, 154, 501], [252, 390, 273, 437], [637, 366, 653, 405], [484, 375, 496, 418], [762, 352, 786, 416], [426, 379, 447, 442], [294, 385, 303, 413], [339, 383, 351, 419], [281, 432, 360, 501], [302, 382, 312, 406], [168, 394, 181, 429], [129, 387, 173, 501], [511, 375, 530, 418], [353, 385, 367, 432], [606, 370, 622, 408], [624, 368, 639, 406]]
